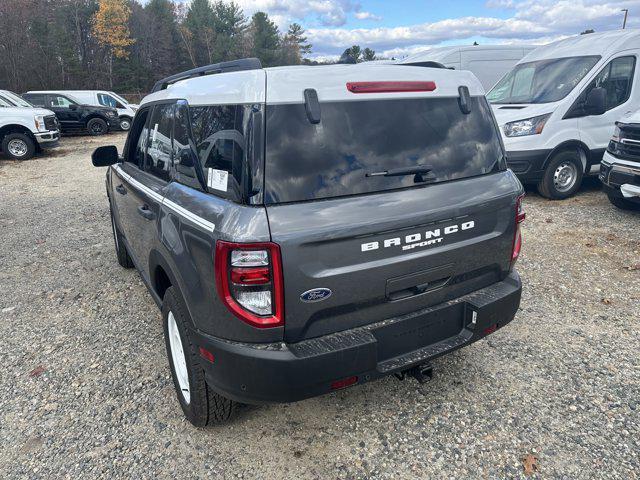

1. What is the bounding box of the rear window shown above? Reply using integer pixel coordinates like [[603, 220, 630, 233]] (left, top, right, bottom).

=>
[[264, 96, 505, 204]]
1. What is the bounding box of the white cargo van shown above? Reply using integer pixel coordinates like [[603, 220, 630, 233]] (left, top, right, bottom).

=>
[[487, 30, 640, 199], [36, 90, 138, 131], [399, 45, 537, 90]]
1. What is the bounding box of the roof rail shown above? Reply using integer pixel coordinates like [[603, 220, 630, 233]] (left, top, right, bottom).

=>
[[151, 58, 263, 93]]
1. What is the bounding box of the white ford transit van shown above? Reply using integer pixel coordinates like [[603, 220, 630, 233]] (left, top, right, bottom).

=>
[[488, 30, 640, 199], [399, 45, 537, 90], [33, 90, 138, 131]]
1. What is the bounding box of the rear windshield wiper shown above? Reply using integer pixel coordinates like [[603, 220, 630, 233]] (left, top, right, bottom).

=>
[[366, 165, 433, 178]]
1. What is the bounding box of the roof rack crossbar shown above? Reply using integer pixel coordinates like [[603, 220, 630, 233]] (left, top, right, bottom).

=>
[[151, 58, 263, 93]]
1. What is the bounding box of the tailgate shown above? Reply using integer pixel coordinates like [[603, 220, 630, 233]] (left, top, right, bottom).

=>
[[267, 171, 522, 343]]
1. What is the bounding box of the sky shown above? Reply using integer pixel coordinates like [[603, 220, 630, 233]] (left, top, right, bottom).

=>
[[228, 0, 639, 60]]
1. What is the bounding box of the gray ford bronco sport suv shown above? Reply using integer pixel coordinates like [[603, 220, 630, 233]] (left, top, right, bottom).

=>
[[92, 58, 525, 426]]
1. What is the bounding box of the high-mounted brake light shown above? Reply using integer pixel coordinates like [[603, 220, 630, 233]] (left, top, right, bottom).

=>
[[215, 241, 284, 328], [511, 194, 526, 266], [346, 81, 436, 94]]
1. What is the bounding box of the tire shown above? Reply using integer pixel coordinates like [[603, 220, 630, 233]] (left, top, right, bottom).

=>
[[2, 133, 36, 160], [110, 206, 134, 268], [87, 118, 108, 136], [119, 117, 132, 131], [537, 150, 584, 200], [162, 286, 238, 427], [607, 194, 640, 211]]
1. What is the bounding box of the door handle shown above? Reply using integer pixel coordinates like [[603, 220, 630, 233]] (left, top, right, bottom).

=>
[[115, 184, 126, 195], [137, 205, 155, 220]]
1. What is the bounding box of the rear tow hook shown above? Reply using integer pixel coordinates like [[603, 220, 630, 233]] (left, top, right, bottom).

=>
[[394, 364, 434, 384]]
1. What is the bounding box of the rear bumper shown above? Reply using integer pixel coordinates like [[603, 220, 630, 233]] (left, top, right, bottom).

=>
[[193, 270, 522, 404], [506, 150, 551, 183]]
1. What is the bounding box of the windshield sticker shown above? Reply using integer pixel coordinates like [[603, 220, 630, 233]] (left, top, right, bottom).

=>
[[208, 168, 228, 192]]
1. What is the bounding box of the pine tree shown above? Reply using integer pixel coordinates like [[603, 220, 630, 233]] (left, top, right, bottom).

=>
[[212, 1, 247, 62], [287, 23, 312, 56], [183, 0, 215, 66], [362, 48, 376, 62], [249, 12, 280, 67]]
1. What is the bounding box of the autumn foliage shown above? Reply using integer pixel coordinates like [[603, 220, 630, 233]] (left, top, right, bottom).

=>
[[92, 0, 134, 59]]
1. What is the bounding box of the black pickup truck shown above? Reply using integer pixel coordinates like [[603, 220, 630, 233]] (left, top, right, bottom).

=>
[[22, 92, 119, 136]]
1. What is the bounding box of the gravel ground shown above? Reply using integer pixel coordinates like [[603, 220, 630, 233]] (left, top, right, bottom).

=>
[[1, 135, 639, 479]]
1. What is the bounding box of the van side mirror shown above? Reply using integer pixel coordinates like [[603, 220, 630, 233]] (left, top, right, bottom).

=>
[[584, 87, 606, 115], [69, 104, 78, 110], [92, 145, 120, 167]]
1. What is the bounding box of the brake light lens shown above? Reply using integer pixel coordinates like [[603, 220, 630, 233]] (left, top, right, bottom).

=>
[[346, 81, 436, 94], [511, 194, 526, 266], [215, 241, 284, 328]]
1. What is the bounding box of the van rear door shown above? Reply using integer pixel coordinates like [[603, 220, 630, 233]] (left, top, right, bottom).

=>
[[263, 66, 522, 343]]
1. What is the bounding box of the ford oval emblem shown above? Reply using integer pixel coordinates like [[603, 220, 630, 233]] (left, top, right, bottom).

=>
[[300, 288, 332, 303]]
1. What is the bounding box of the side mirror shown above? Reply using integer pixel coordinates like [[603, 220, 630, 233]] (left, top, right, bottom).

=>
[[69, 104, 78, 110], [92, 145, 120, 167], [584, 87, 606, 115]]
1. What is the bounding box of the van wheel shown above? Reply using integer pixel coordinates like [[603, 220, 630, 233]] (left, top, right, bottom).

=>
[[607, 194, 640, 211], [2, 133, 36, 160], [537, 150, 584, 199], [119, 117, 131, 131], [87, 118, 108, 136], [162, 286, 237, 427], [110, 206, 134, 268]]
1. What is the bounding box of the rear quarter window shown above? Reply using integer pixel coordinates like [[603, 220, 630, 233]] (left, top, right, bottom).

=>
[[264, 96, 505, 204]]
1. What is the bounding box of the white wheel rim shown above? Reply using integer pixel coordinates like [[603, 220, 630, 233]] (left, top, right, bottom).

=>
[[120, 120, 130, 130], [168, 312, 190, 404], [8, 139, 28, 157]]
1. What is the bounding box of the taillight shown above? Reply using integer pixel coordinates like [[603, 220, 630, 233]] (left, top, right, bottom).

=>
[[346, 81, 436, 94], [511, 194, 526, 266], [215, 241, 284, 328]]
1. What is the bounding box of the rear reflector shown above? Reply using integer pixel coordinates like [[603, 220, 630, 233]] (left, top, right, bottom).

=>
[[330, 376, 358, 390], [346, 81, 436, 94], [199, 347, 215, 363], [230, 267, 270, 285], [511, 194, 526, 266], [483, 324, 497, 336]]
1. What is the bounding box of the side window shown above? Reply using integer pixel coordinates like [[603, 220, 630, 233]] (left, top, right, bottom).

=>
[[144, 104, 174, 182], [49, 95, 76, 108], [98, 93, 121, 109], [586, 56, 636, 111], [172, 103, 202, 190], [25, 94, 46, 107], [125, 109, 150, 167], [190, 105, 245, 198]]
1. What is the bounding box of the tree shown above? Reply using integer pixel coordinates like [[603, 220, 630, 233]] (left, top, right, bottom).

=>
[[212, 1, 247, 62], [93, 0, 134, 88], [287, 23, 312, 56], [342, 45, 362, 63], [249, 12, 281, 67], [362, 48, 376, 62], [183, 0, 215, 66]]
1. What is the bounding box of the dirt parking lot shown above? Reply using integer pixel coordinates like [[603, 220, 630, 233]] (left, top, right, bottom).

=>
[[1, 135, 639, 479]]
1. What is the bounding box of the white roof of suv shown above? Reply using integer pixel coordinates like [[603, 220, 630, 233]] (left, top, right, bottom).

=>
[[142, 63, 485, 107]]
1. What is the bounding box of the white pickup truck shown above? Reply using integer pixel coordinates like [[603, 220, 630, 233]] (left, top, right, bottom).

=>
[[0, 89, 60, 160]]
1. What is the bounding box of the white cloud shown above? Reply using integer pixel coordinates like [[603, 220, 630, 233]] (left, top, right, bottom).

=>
[[234, 0, 361, 27], [354, 11, 382, 21], [305, 0, 638, 57]]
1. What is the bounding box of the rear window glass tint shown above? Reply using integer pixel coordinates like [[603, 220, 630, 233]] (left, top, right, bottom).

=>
[[264, 97, 504, 204]]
